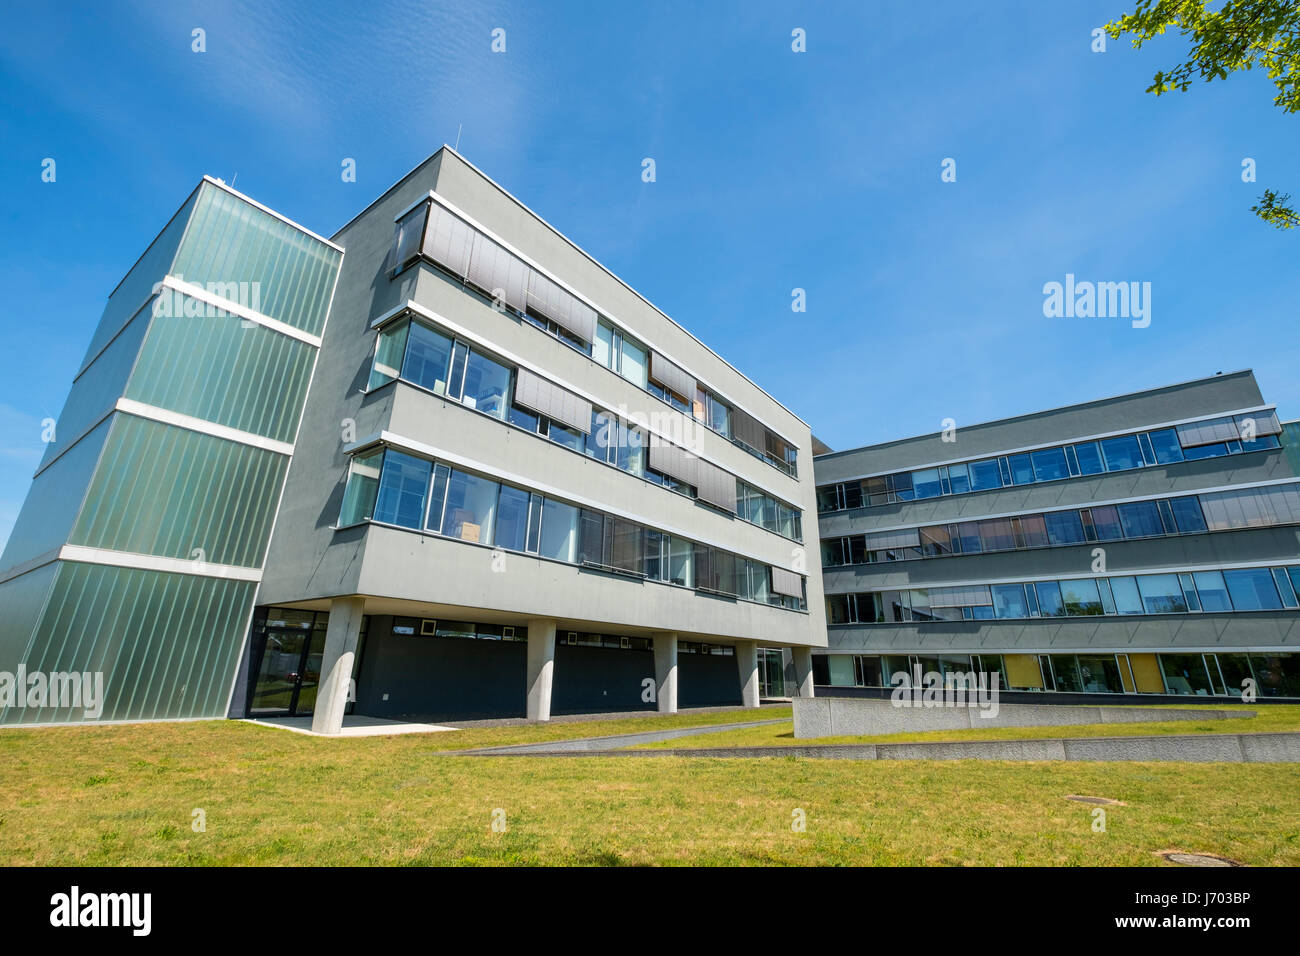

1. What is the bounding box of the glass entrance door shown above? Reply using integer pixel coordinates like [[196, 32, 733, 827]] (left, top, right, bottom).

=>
[[758, 648, 787, 698], [249, 610, 328, 716]]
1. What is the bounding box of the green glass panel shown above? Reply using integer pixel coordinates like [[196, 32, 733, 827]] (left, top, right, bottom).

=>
[[78, 191, 195, 372], [170, 183, 341, 337], [368, 319, 409, 390], [126, 303, 316, 443], [0, 418, 111, 574], [0, 562, 59, 677], [41, 301, 151, 470], [70, 415, 287, 568], [6, 561, 254, 723]]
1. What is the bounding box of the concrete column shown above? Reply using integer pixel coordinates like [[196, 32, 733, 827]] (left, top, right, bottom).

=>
[[311, 596, 365, 735], [653, 632, 678, 714], [792, 647, 816, 698], [526, 618, 557, 721], [736, 640, 760, 708]]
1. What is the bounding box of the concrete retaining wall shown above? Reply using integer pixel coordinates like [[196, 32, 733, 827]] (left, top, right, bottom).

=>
[[793, 695, 1253, 739]]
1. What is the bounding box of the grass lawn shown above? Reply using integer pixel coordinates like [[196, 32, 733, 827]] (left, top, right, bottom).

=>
[[632, 703, 1300, 749], [1, 712, 1298, 866]]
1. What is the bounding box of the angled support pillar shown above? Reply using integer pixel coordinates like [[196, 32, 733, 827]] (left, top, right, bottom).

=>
[[653, 632, 678, 714], [792, 647, 815, 698], [526, 618, 557, 721], [736, 640, 760, 708], [311, 596, 365, 735]]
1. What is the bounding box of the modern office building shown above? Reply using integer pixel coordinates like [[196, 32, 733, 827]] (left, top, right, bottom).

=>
[[0, 147, 824, 728], [813, 371, 1300, 701]]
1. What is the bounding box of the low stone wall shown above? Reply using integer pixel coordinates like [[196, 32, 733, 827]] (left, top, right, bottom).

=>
[[793, 695, 1253, 739]]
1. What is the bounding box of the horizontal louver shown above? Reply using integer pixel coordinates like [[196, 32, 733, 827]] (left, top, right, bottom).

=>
[[927, 585, 993, 607], [525, 270, 596, 344], [649, 351, 696, 400], [648, 436, 698, 487], [1235, 411, 1282, 437], [422, 202, 474, 277], [731, 407, 766, 452], [770, 566, 803, 598], [864, 528, 922, 551], [513, 367, 592, 434], [468, 232, 528, 313], [695, 459, 737, 513]]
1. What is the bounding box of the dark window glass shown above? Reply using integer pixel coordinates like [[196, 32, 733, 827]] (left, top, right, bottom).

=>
[[1223, 568, 1283, 611], [1193, 571, 1232, 612], [1182, 441, 1229, 460], [509, 405, 541, 433], [826, 594, 852, 624], [1018, 514, 1049, 548], [948, 463, 971, 495], [1249, 653, 1300, 697], [920, 525, 954, 556], [1073, 441, 1105, 475], [1118, 500, 1164, 538], [842, 481, 864, 509], [1137, 574, 1188, 613], [1159, 654, 1213, 695], [955, 522, 982, 554], [979, 518, 1016, 552], [891, 472, 914, 501], [404, 322, 454, 395], [1044, 511, 1085, 545], [1035, 581, 1066, 617], [495, 485, 532, 552], [967, 459, 1003, 491], [992, 584, 1028, 619], [821, 539, 846, 567], [1241, 433, 1281, 453], [373, 451, 432, 529], [1008, 453, 1035, 485], [1089, 504, 1123, 540], [1147, 428, 1184, 464], [1100, 434, 1143, 471], [816, 485, 840, 512], [1169, 496, 1206, 533], [913, 468, 944, 499], [1031, 447, 1069, 482]]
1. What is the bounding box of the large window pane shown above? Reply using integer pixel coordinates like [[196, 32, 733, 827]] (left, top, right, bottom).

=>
[[538, 498, 579, 562], [369, 321, 410, 389], [1045, 510, 1085, 545], [1170, 497, 1207, 533], [1073, 441, 1104, 475], [1007, 453, 1035, 485], [1089, 504, 1124, 540], [1159, 654, 1213, 695], [948, 463, 970, 494], [1192, 571, 1232, 612], [619, 336, 648, 388], [440, 469, 501, 544], [494, 484, 532, 552], [913, 468, 944, 499], [1077, 655, 1123, 692], [1147, 428, 1184, 464], [593, 321, 614, 369], [1118, 500, 1164, 538], [1035, 581, 1065, 617], [992, 583, 1029, 619], [404, 322, 454, 394], [461, 351, 511, 419], [1109, 576, 1143, 614], [1031, 447, 1069, 482], [372, 450, 432, 529], [955, 522, 982, 554], [1223, 568, 1283, 611], [1249, 654, 1300, 697], [1101, 434, 1143, 471], [979, 518, 1015, 552], [1059, 578, 1103, 615], [668, 536, 693, 586], [1136, 574, 1188, 613], [967, 459, 1003, 491], [339, 447, 383, 526]]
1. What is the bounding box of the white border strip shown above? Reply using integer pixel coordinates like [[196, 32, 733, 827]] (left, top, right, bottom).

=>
[[356, 429, 804, 576], [116, 398, 294, 456], [59, 545, 263, 582], [818, 476, 1300, 539], [372, 300, 798, 503], [161, 276, 322, 347], [818, 404, 1279, 487]]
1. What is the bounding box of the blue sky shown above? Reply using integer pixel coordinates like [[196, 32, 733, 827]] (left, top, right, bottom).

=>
[[1, 0, 1297, 552]]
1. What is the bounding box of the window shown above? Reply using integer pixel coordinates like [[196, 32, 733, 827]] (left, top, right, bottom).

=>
[[1059, 578, 1103, 615], [1088, 504, 1124, 541], [617, 335, 648, 388], [538, 498, 579, 562], [1136, 574, 1188, 613], [495, 485, 532, 552], [920, 524, 955, 557], [1147, 428, 1184, 464], [1159, 654, 1213, 696], [991, 583, 1029, 619], [913, 468, 944, 499], [1044, 510, 1085, 545], [369, 321, 410, 389], [1007, 453, 1035, 485], [1100, 434, 1143, 471], [643, 529, 665, 581], [404, 321, 454, 395], [1223, 568, 1283, 611], [339, 447, 383, 526], [947, 463, 970, 495], [1118, 500, 1163, 538], [1073, 441, 1105, 475], [1031, 447, 1069, 482], [593, 320, 614, 368], [440, 469, 500, 544], [1192, 571, 1232, 612], [955, 522, 982, 554], [1169, 497, 1207, 533], [967, 459, 1003, 491], [1035, 581, 1066, 617], [978, 518, 1016, 552], [1109, 576, 1143, 615], [459, 350, 511, 419], [372, 450, 432, 529], [668, 536, 693, 586]]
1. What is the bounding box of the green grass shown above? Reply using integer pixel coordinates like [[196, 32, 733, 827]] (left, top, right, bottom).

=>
[[1, 714, 1298, 866], [631, 702, 1300, 749]]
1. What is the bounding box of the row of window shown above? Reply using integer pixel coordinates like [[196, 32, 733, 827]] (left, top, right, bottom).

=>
[[338, 445, 807, 610], [391, 197, 799, 477], [826, 565, 1300, 624], [820, 482, 1300, 567], [368, 313, 802, 540], [816, 651, 1299, 698], [816, 413, 1283, 513], [388, 618, 734, 656]]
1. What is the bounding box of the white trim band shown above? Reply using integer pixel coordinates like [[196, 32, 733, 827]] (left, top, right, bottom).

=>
[[59, 545, 263, 582], [160, 276, 323, 348], [116, 398, 294, 456]]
